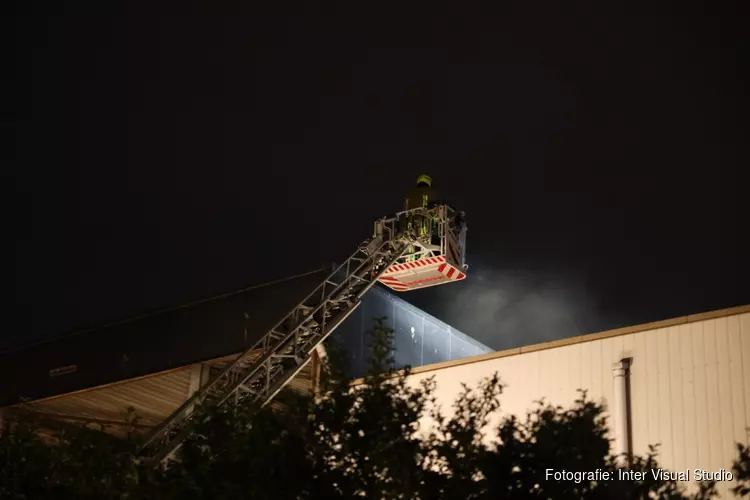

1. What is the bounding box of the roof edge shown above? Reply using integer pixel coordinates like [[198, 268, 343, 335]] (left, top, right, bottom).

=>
[[2, 365, 195, 408], [1, 352, 250, 409], [3, 268, 327, 355], [350, 303, 750, 385]]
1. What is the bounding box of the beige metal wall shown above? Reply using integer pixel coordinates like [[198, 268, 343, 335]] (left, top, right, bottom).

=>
[[403, 307, 750, 498], [2, 351, 319, 439]]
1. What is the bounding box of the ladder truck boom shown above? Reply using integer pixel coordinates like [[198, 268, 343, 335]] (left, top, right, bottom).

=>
[[137, 204, 468, 466]]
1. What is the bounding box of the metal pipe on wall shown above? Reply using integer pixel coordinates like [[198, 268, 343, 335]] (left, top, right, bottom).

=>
[[612, 358, 632, 466]]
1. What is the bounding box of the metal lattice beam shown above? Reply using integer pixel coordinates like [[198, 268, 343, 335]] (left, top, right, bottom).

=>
[[137, 232, 412, 465]]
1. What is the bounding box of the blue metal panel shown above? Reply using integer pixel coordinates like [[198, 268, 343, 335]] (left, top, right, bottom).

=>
[[336, 285, 493, 377]]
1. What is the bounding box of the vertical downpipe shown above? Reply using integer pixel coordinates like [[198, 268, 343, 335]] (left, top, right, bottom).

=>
[[312, 345, 328, 400], [612, 358, 632, 466]]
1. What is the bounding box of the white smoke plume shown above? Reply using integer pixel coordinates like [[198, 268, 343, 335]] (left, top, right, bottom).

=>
[[412, 263, 600, 351]]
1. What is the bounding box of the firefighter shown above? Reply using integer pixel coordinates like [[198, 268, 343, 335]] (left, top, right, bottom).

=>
[[402, 175, 440, 256], [403, 174, 437, 211]]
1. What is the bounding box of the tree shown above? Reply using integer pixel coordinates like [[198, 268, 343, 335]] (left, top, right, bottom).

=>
[[0, 317, 743, 498], [0, 417, 139, 499], [733, 442, 750, 498]]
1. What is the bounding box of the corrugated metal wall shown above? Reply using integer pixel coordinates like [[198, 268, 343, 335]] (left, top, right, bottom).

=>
[[405, 309, 750, 498]]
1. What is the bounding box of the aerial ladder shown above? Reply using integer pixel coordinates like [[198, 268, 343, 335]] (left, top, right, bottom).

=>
[[137, 202, 468, 466]]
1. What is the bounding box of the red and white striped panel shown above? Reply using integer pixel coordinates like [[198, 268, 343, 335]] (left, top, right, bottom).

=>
[[378, 255, 466, 292], [384, 255, 446, 274]]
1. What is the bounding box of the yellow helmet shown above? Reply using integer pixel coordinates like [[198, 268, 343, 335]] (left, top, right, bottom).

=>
[[416, 174, 432, 187]]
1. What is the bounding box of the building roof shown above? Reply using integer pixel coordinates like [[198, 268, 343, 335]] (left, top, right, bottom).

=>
[[0, 269, 329, 407], [1, 351, 318, 438]]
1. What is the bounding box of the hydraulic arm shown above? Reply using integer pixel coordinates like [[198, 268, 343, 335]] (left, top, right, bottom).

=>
[[137, 204, 466, 465]]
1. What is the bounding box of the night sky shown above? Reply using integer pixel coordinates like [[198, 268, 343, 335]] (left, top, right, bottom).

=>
[[14, 8, 748, 351]]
